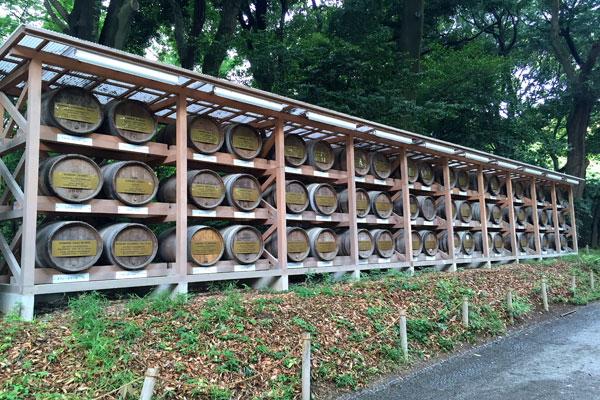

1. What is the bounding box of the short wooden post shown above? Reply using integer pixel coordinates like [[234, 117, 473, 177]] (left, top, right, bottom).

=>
[[571, 275, 577, 293], [586, 245, 589, 254], [591, 271, 595, 291], [301, 332, 311, 400], [399, 309, 408, 362], [506, 289, 514, 325], [139, 368, 158, 400], [462, 297, 469, 328], [541, 278, 549, 312]]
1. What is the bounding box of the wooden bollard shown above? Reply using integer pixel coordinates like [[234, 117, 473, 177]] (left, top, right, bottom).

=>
[[541, 279, 549, 312], [462, 297, 469, 328], [586, 245, 589, 254], [507, 290, 514, 326], [399, 309, 408, 362], [571, 275, 577, 293], [302, 332, 311, 400], [591, 271, 595, 291], [139, 368, 158, 400]]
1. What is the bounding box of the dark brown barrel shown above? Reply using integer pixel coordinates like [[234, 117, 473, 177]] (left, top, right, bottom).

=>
[[158, 115, 224, 154], [158, 225, 224, 266], [101, 161, 158, 206], [339, 229, 374, 259], [547, 210, 566, 227], [368, 191, 393, 219], [307, 227, 339, 261], [396, 230, 423, 257], [220, 225, 264, 264], [456, 200, 473, 223], [417, 196, 436, 221], [335, 147, 369, 176], [41, 86, 103, 135], [524, 208, 548, 226], [99, 223, 157, 270], [157, 169, 225, 209], [263, 180, 309, 214], [265, 227, 311, 262], [458, 231, 475, 255], [283, 134, 308, 166], [307, 183, 338, 215], [471, 202, 489, 223], [486, 175, 501, 195], [535, 184, 548, 202], [512, 180, 525, 199], [434, 166, 457, 187], [504, 206, 526, 225], [468, 172, 488, 193], [35, 221, 102, 272], [560, 234, 568, 250], [558, 211, 567, 227], [223, 123, 262, 160], [417, 162, 435, 186], [101, 99, 157, 143], [489, 204, 503, 224], [223, 173, 262, 211], [394, 192, 419, 219], [438, 231, 460, 254], [370, 229, 395, 258], [306, 139, 335, 171], [503, 233, 527, 252], [473, 231, 492, 253], [547, 233, 562, 250], [421, 230, 439, 256], [527, 233, 545, 252], [491, 232, 504, 254], [436, 199, 458, 221], [406, 158, 419, 183], [38, 154, 103, 203], [369, 152, 392, 179], [338, 188, 370, 217], [456, 169, 469, 191], [539, 233, 549, 251]]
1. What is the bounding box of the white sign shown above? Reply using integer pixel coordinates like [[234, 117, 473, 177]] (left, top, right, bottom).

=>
[[193, 266, 218, 274], [118, 206, 148, 215], [192, 209, 217, 217], [288, 262, 304, 269], [234, 264, 256, 272], [118, 143, 149, 153], [287, 214, 302, 220], [233, 159, 254, 167], [426, 256, 436, 261], [316, 215, 332, 221], [116, 270, 147, 279], [285, 167, 302, 174], [459, 191, 467, 196], [421, 186, 431, 191], [463, 254, 472, 259], [490, 195, 497, 200], [378, 258, 391, 264], [374, 179, 387, 185], [193, 153, 217, 162], [52, 273, 90, 284], [313, 171, 329, 177], [424, 221, 434, 226], [234, 212, 255, 219], [55, 203, 91, 213], [56, 133, 93, 146], [355, 176, 365, 182], [357, 218, 367, 223], [376, 219, 389, 224], [317, 260, 333, 267], [359, 259, 369, 265]]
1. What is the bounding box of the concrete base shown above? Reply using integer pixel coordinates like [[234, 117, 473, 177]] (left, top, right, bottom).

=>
[[152, 282, 188, 299], [251, 275, 288, 291], [435, 263, 457, 272], [483, 261, 492, 269], [331, 270, 360, 282], [0, 292, 34, 321]]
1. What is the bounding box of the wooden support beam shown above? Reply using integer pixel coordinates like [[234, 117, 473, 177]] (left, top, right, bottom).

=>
[[273, 118, 287, 271], [175, 94, 188, 280], [399, 148, 413, 264], [345, 135, 359, 266], [0, 61, 30, 92], [0, 153, 25, 206], [530, 177, 541, 255], [477, 166, 490, 260], [2, 83, 28, 140], [567, 185, 578, 252], [0, 91, 28, 135], [504, 173, 518, 258], [443, 158, 455, 260], [550, 182, 561, 252]]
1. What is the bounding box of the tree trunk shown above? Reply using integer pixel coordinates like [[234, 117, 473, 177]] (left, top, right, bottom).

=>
[[563, 95, 593, 197], [396, 0, 425, 73], [68, 0, 101, 41], [98, 0, 139, 50], [202, 0, 242, 76], [590, 198, 600, 248]]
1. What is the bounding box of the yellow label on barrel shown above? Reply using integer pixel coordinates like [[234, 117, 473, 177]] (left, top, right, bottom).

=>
[[233, 241, 260, 254], [313, 151, 330, 164], [355, 157, 368, 169], [495, 237, 503, 247], [460, 206, 470, 217], [358, 241, 371, 251], [114, 241, 153, 257], [232, 134, 258, 151], [286, 192, 306, 205], [287, 241, 308, 253], [191, 184, 222, 198], [421, 168, 432, 179], [232, 188, 259, 202], [493, 208, 501, 219], [54, 102, 99, 124], [53, 171, 98, 190], [190, 128, 219, 144], [454, 237, 460, 247], [412, 240, 421, 250], [375, 201, 390, 211], [408, 167, 416, 177], [284, 145, 305, 158], [315, 196, 335, 207], [410, 204, 418, 214], [114, 114, 153, 134], [377, 240, 393, 251], [190, 241, 221, 255], [116, 178, 154, 194], [51, 240, 97, 257], [464, 238, 473, 248], [490, 179, 499, 190], [316, 241, 336, 253], [356, 199, 368, 210], [425, 240, 437, 249], [374, 161, 389, 172], [458, 174, 468, 186]]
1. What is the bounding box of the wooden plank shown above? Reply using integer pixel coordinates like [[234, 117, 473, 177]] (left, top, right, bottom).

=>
[[567, 185, 578, 252], [529, 177, 541, 254], [175, 95, 188, 278], [550, 182, 561, 252], [399, 148, 413, 264], [0, 157, 24, 205], [345, 135, 359, 266], [0, 91, 28, 135], [0, 134, 26, 157], [443, 158, 455, 260], [0, 230, 21, 281], [274, 118, 287, 271], [504, 173, 518, 258], [2, 82, 28, 140], [477, 166, 490, 259]]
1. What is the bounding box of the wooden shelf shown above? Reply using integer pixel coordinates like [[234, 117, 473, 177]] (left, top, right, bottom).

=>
[[284, 211, 350, 224], [37, 196, 175, 220], [170, 148, 276, 171], [357, 214, 403, 226], [283, 165, 347, 181], [189, 205, 272, 220], [409, 182, 443, 193], [187, 260, 273, 276], [34, 263, 174, 285], [354, 175, 397, 187]]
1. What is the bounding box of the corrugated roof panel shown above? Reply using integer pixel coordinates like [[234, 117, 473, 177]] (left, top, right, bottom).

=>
[[17, 35, 43, 48]]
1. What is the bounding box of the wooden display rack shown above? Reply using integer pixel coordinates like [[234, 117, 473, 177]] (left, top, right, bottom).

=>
[[0, 26, 582, 319]]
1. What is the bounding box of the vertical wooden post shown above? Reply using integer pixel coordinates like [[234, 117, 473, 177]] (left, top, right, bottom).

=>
[[550, 182, 561, 253], [442, 158, 455, 269], [301, 332, 311, 400], [530, 178, 541, 256], [462, 297, 469, 328], [399, 309, 408, 362], [541, 278, 549, 312], [274, 118, 288, 274], [399, 148, 413, 266], [344, 135, 359, 273], [477, 166, 490, 263], [504, 172, 518, 260], [174, 94, 188, 293], [567, 184, 578, 252]]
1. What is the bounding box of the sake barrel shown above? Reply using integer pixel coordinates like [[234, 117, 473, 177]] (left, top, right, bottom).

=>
[[157, 169, 225, 209], [558, 211, 567, 227], [458, 231, 475, 255], [468, 172, 488, 193], [559, 234, 568, 250], [555, 188, 566, 206], [307, 183, 338, 215], [396, 229, 423, 257], [512, 180, 525, 199], [264, 227, 311, 262], [489, 204, 503, 224], [526, 233, 545, 252], [370, 229, 395, 258], [540, 233, 549, 251], [368, 191, 393, 219], [99, 223, 157, 270], [456, 169, 470, 191], [35, 221, 102, 273], [338, 188, 370, 217], [339, 229, 374, 259], [417, 196, 436, 221], [421, 230, 439, 256], [38, 154, 103, 203], [473, 231, 492, 253], [535, 184, 548, 202], [263, 180, 309, 214], [222, 123, 262, 160], [101, 161, 158, 206], [438, 230, 460, 254], [456, 200, 473, 223], [524, 207, 548, 226], [504, 206, 526, 225], [306, 139, 335, 171], [491, 232, 504, 254], [547, 233, 561, 250], [369, 151, 392, 179], [220, 225, 264, 264], [101, 99, 157, 143], [335, 147, 369, 176], [471, 202, 489, 222], [486, 175, 501, 196], [417, 162, 435, 186], [283, 134, 308, 167], [223, 173, 262, 211], [394, 192, 419, 219], [158, 225, 224, 266], [41, 86, 103, 135], [517, 232, 529, 252], [502, 234, 518, 252], [307, 227, 339, 261], [406, 158, 419, 183], [436, 199, 458, 221], [157, 115, 224, 154], [434, 166, 457, 187]]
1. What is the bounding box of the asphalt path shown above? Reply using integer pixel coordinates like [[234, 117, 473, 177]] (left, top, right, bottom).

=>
[[346, 302, 600, 400]]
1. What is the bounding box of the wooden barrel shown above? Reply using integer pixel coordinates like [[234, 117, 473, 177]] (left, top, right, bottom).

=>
[[438, 230, 460, 254], [339, 229, 374, 259], [421, 230, 439, 256], [546, 210, 566, 227], [535, 184, 548, 202], [526, 233, 545, 252], [486, 175, 501, 195], [38, 154, 103, 203], [456, 200, 473, 223], [456, 169, 469, 191], [458, 231, 475, 255], [473, 231, 492, 253], [306, 139, 335, 171], [406, 158, 419, 183], [223, 123, 262, 160], [263, 180, 309, 214], [283, 134, 308, 167], [220, 225, 264, 264], [223, 173, 262, 211], [157, 169, 225, 209], [555, 188, 566, 206], [101, 99, 157, 144], [560, 234, 568, 250], [468, 172, 488, 193], [307, 227, 339, 261], [489, 204, 503, 224], [394, 192, 419, 219], [158, 115, 224, 154], [35, 221, 102, 272], [369, 152, 392, 179], [512, 180, 525, 199], [396, 229, 423, 257], [101, 161, 158, 206], [434, 166, 457, 187], [307, 183, 338, 215], [524, 208, 548, 226], [265, 227, 311, 262], [158, 225, 224, 266], [558, 211, 567, 227], [471, 202, 489, 222], [335, 147, 369, 176], [417, 196, 436, 221], [417, 162, 435, 186], [504, 206, 526, 225], [503, 233, 527, 252], [41, 86, 103, 135], [539, 233, 549, 251], [368, 191, 393, 219], [99, 223, 157, 270], [436, 199, 458, 221], [491, 232, 504, 254], [338, 188, 370, 217], [370, 229, 395, 258]]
